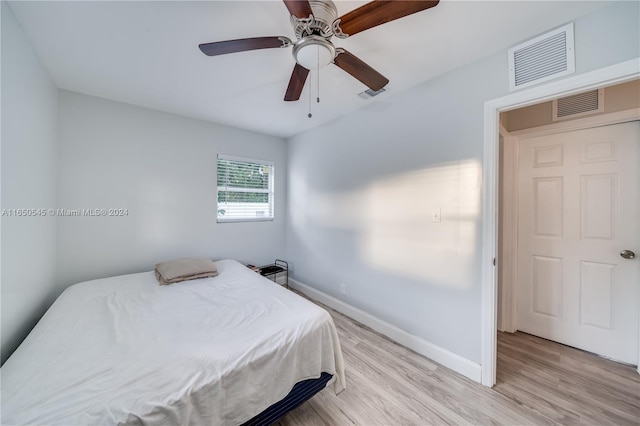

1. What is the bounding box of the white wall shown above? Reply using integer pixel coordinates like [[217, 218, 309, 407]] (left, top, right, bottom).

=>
[[286, 1, 640, 364], [1, 3, 59, 364], [57, 91, 287, 287]]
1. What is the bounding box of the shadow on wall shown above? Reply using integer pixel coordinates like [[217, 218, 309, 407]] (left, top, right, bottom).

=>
[[290, 160, 482, 289]]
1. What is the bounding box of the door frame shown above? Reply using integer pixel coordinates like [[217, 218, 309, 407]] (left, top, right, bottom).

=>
[[498, 126, 519, 333], [481, 57, 640, 387]]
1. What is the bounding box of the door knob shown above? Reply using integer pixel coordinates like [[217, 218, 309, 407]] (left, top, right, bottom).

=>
[[620, 250, 636, 259]]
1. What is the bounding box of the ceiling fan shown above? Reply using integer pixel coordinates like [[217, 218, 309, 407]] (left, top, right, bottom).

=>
[[198, 0, 440, 101]]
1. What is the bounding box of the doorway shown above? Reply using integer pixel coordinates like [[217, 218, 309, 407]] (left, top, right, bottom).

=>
[[480, 58, 640, 387], [506, 120, 639, 365]]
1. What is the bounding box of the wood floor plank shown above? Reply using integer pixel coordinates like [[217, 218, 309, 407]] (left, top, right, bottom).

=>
[[498, 339, 640, 420], [278, 296, 640, 425]]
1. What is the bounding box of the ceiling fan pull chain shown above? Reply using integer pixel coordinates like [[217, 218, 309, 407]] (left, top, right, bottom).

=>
[[317, 47, 320, 104], [308, 69, 313, 118]]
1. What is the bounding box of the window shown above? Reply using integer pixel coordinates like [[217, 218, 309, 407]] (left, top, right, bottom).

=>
[[216, 154, 274, 222]]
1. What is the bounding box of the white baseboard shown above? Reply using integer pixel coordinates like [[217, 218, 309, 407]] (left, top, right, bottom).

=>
[[290, 278, 482, 383]]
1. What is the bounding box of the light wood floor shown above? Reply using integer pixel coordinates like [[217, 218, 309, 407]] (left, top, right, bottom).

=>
[[278, 302, 640, 425]]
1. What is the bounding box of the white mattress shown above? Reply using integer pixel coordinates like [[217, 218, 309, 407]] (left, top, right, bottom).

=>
[[1, 259, 345, 425]]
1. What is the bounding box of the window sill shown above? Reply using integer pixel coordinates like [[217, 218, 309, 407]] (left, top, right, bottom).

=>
[[216, 217, 274, 223]]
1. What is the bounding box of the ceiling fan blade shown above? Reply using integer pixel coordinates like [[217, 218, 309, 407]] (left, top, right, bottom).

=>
[[284, 64, 310, 101], [333, 50, 389, 91], [199, 36, 290, 57], [283, 0, 313, 18], [336, 1, 439, 37]]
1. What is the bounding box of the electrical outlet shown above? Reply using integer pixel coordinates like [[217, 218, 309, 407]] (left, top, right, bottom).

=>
[[340, 283, 347, 295]]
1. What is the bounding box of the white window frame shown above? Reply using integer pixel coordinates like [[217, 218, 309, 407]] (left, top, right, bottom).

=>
[[216, 154, 275, 223]]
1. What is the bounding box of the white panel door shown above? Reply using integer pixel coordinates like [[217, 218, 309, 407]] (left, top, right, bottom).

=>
[[517, 121, 639, 364]]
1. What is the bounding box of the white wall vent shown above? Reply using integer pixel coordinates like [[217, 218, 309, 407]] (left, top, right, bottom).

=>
[[508, 23, 575, 91], [552, 89, 604, 121]]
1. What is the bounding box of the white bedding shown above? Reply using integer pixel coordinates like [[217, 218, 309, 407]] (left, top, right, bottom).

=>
[[1, 259, 345, 425]]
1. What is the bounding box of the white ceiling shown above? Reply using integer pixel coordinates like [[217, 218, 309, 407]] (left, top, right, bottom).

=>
[[8, 1, 612, 138]]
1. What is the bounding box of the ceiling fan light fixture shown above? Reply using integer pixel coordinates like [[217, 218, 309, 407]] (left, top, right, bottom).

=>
[[292, 36, 335, 70]]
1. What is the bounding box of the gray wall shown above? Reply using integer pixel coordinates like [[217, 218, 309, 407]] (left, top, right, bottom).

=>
[[1, 3, 59, 364], [57, 91, 287, 287], [286, 1, 640, 364]]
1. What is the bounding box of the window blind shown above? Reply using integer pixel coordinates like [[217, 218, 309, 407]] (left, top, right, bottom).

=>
[[217, 154, 274, 222]]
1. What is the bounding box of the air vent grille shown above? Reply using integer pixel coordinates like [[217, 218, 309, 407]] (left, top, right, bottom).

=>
[[553, 89, 604, 121], [508, 23, 575, 91], [357, 88, 386, 99], [514, 32, 567, 86]]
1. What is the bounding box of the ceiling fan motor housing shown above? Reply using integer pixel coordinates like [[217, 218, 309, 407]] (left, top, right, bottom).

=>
[[291, 0, 339, 39]]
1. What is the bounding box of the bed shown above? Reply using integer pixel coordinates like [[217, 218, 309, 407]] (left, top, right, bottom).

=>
[[1, 259, 345, 425]]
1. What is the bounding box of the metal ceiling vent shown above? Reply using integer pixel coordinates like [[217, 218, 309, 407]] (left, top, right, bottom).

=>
[[508, 23, 575, 91], [553, 89, 604, 121], [357, 88, 386, 99]]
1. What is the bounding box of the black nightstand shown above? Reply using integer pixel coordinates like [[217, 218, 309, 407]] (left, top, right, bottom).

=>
[[258, 259, 288, 288]]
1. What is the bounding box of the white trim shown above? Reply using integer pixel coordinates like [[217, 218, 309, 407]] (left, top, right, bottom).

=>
[[500, 59, 640, 113], [216, 217, 274, 223], [290, 278, 482, 383], [217, 153, 274, 167], [482, 58, 640, 387], [482, 105, 499, 387]]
